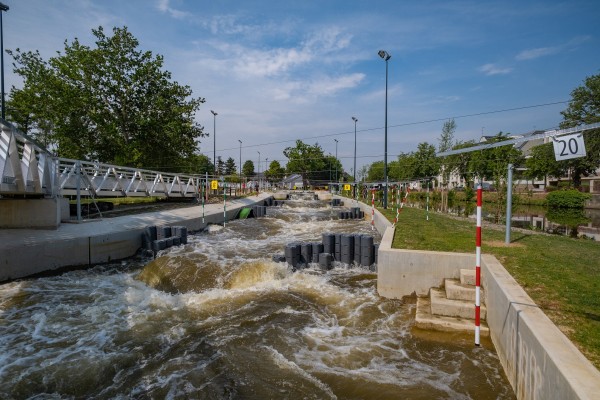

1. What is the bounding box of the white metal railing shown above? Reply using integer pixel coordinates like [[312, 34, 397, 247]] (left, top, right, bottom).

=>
[[0, 119, 215, 199], [0, 120, 56, 196]]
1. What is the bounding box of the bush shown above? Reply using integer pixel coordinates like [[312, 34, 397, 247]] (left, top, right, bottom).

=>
[[546, 190, 591, 208]]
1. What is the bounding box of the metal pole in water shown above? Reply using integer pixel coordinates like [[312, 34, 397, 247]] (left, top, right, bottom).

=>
[[475, 180, 483, 346], [505, 163, 513, 244]]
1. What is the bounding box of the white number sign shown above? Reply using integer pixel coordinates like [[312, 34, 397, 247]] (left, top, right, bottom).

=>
[[552, 134, 586, 161]]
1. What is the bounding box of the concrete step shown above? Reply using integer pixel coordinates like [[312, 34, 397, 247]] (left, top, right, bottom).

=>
[[430, 288, 487, 320], [460, 268, 476, 286], [415, 296, 489, 337], [445, 279, 484, 303]]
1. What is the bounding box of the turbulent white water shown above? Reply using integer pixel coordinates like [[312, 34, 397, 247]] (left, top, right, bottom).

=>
[[0, 198, 514, 399]]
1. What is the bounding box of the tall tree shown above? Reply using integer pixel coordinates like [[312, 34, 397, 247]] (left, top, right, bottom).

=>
[[413, 142, 439, 180], [559, 73, 600, 187], [7, 26, 206, 172], [438, 119, 456, 189], [224, 157, 237, 175], [242, 160, 255, 177], [283, 140, 333, 183], [265, 160, 285, 182], [216, 156, 225, 176]]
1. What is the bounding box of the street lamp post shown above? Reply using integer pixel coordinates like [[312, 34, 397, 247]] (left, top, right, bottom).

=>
[[0, 2, 9, 120], [334, 139, 339, 187], [238, 140, 242, 177], [211, 110, 218, 176], [352, 116, 358, 197], [378, 49, 391, 209], [257, 151, 261, 190]]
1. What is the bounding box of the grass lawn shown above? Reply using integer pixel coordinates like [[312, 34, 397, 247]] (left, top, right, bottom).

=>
[[377, 205, 600, 369]]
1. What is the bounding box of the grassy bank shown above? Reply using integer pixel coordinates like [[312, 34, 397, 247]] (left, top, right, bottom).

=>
[[377, 205, 600, 369]]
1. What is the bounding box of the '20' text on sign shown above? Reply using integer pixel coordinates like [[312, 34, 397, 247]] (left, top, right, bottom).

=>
[[552, 133, 586, 161]]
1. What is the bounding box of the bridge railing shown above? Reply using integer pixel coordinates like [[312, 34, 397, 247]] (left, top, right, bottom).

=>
[[0, 120, 57, 197], [57, 158, 207, 198]]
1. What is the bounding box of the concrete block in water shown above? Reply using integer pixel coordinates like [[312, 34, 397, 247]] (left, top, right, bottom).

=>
[[322, 233, 335, 255], [319, 253, 333, 270], [300, 242, 312, 265], [311, 242, 323, 263]]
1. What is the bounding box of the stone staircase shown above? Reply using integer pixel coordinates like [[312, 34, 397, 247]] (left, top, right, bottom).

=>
[[415, 268, 489, 336]]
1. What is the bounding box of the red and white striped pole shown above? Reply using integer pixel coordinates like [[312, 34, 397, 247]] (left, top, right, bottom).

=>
[[371, 188, 375, 230], [475, 183, 483, 346]]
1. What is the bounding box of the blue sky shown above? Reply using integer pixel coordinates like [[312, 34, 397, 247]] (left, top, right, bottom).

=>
[[4, 0, 600, 175]]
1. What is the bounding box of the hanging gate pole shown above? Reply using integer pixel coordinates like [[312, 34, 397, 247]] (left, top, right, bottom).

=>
[[475, 182, 483, 346], [371, 188, 375, 230]]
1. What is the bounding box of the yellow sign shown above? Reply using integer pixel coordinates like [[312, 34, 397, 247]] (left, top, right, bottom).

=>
[[211, 180, 219, 190], [344, 184, 351, 191]]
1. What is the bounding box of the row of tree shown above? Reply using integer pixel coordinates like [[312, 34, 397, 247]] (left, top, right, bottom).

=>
[[363, 73, 600, 191]]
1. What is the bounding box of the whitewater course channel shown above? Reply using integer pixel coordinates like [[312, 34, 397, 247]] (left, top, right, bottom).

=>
[[0, 194, 514, 399]]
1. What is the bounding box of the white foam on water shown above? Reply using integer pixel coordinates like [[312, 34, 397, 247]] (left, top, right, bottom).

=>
[[263, 345, 337, 400]]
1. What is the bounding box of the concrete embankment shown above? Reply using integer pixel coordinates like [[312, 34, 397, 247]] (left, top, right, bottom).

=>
[[0, 193, 273, 282], [350, 195, 600, 400]]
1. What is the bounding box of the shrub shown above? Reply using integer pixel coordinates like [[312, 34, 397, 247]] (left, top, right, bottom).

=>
[[546, 190, 591, 208]]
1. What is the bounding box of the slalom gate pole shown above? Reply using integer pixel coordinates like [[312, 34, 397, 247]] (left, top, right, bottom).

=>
[[223, 180, 227, 227], [201, 175, 205, 223], [475, 182, 483, 346], [426, 179, 430, 221], [371, 188, 375, 230], [393, 185, 400, 227]]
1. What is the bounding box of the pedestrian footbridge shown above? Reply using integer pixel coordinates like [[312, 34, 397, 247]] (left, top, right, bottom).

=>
[[1, 120, 207, 199]]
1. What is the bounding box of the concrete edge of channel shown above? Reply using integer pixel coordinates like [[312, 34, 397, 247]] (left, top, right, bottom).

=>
[[0, 193, 273, 282]]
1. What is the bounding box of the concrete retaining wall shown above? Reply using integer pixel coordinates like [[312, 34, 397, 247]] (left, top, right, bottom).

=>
[[377, 225, 600, 399], [0, 198, 69, 229]]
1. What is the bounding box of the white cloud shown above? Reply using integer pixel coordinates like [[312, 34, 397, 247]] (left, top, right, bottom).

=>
[[516, 46, 559, 61], [156, 0, 190, 19], [516, 36, 591, 61], [478, 63, 513, 76]]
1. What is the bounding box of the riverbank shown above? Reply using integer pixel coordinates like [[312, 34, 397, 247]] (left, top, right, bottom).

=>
[[377, 204, 600, 370]]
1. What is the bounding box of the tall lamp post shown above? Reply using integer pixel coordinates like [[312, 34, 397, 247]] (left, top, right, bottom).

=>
[[352, 116, 358, 197], [334, 139, 339, 187], [238, 140, 242, 177], [0, 2, 9, 120], [211, 110, 218, 175], [378, 49, 391, 209]]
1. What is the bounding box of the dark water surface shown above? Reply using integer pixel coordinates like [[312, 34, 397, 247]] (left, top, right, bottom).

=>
[[0, 197, 514, 399]]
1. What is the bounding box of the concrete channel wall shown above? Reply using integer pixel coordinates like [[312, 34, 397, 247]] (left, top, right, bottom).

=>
[[0, 193, 272, 281], [366, 195, 600, 399]]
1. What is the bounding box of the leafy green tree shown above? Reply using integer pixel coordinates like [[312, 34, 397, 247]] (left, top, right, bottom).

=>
[[413, 142, 439, 179], [242, 160, 255, 177], [216, 156, 225, 176], [324, 154, 343, 182], [265, 160, 285, 182], [7, 26, 206, 172], [391, 153, 416, 181], [438, 119, 456, 187], [366, 161, 384, 181], [525, 142, 566, 185], [469, 133, 524, 202], [224, 157, 237, 175], [446, 140, 476, 185], [559, 73, 600, 187], [179, 153, 213, 175], [283, 140, 334, 183]]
